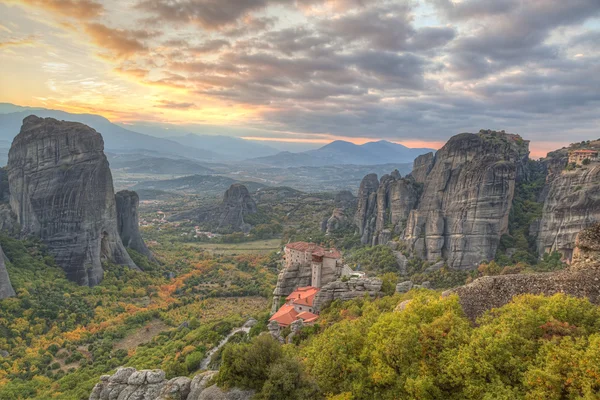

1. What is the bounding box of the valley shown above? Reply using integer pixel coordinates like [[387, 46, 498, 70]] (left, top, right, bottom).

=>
[[0, 117, 600, 400]]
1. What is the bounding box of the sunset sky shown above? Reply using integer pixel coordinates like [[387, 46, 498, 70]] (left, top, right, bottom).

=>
[[0, 0, 599, 157]]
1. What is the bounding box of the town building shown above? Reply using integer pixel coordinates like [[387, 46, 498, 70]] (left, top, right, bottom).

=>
[[269, 286, 320, 327], [569, 149, 599, 166], [284, 242, 342, 288]]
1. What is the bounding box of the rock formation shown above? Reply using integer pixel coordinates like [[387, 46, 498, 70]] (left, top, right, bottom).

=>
[[89, 368, 253, 400], [171, 184, 257, 233], [115, 190, 155, 261], [324, 190, 356, 234], [0, 245, 15, 299], [535, 154, 600, 262], [409, 152, 435, 183], [354, 170, 419, 245], [7, 116, 139, 286], [313, 278, 383, 311], [404, 130, 529, 269], [448, 223, 600, 320]]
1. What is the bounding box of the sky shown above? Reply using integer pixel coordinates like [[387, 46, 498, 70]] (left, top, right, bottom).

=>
[[0, 0, 599, 157]]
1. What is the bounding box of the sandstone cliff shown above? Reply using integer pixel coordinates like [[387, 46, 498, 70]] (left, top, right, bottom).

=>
[[536, 154, 600, 262], [7, 116, 139, 286], [324, 190, 356, 234], [171, 184, 257, 233], [89, 368, 253, 400], [404, 130, 529, 269], [0, 245, 15, 299], [448, 223, 600, 320], [115, 190, 155, 261], [354, 170, 419, 245]]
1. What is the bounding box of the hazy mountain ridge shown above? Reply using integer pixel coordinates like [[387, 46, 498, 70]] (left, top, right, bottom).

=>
[[247, 140, 435, 166]]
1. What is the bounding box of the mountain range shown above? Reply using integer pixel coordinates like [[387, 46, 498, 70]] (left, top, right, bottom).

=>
[[246, 140, 435, 166], [0, 103, 435, 167]]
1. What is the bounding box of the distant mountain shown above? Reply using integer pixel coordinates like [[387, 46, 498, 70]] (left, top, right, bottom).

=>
[[133, 175, 267, 196], [0, 105, 220, 161], [109, 156, 214, 175], [170, 134, 280, 160], [246, 140, 434, 167]]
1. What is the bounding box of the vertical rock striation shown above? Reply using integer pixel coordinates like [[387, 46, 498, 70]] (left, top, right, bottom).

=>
[[115, 190, 155, 262], [536, 152, 600, 262], [409, 152, 435, 184], [7, 116, 139, 286], [354, 170, 419, 245], [0, 246, 15, 299], [404, 131, 530, 269]]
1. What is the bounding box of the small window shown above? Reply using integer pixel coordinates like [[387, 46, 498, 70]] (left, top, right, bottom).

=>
[[299, 307, 302, 310]]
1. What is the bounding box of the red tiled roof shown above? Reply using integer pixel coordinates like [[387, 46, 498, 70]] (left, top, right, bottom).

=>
[[571, 149, 598, 154], [269, 304, 298, 327], [286, 242, 341, 259], [286, 242, 320, 252], [297, 311, 319, 323], [286, 286, 319, 307]]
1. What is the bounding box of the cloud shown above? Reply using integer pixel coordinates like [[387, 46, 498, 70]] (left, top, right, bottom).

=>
[[84, 23, 155, 58], [0, 36, 37, 49], [15, 0, 104, 19], [155, 100, 196, 109], [136, 0, 294, 30], [432, 0, 600, 79]]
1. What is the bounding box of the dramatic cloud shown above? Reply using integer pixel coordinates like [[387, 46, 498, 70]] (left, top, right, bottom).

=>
[[4, 0, 600, 155], [84, 23, 155, 58], [14, 0, 104, 19]]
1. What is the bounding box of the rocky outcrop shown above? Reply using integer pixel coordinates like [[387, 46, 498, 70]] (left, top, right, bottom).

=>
[[171, 184, 257, 233], [404, 130, 529, 269], [410, 152, 435, 184], [325, 190, 356, 234], [0, 245, 15, 299], [535, 162, 600, 262], [354, 173, 379, 244], [7, 116, 139, 286], [271, 262, 313, 313], [89, 368, 253, 400], [354, 170, 419, 245], [115, 190, 155, 261], [448, 224, 600, 320], [313, 278, 383, 311]]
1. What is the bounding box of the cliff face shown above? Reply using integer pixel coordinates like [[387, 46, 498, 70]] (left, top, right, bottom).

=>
[[536, 162, 600, 262], [354, 170, 419, 245], [171, 184, 257, 233], [404, 131, 529, 269], [325, 190, 356, 234], [449, 223, 600, 320], [115, 190, 155, 261], [410, 152, 435, 184], [7, 116, 139, 286], [0, 245, 15, 299]]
